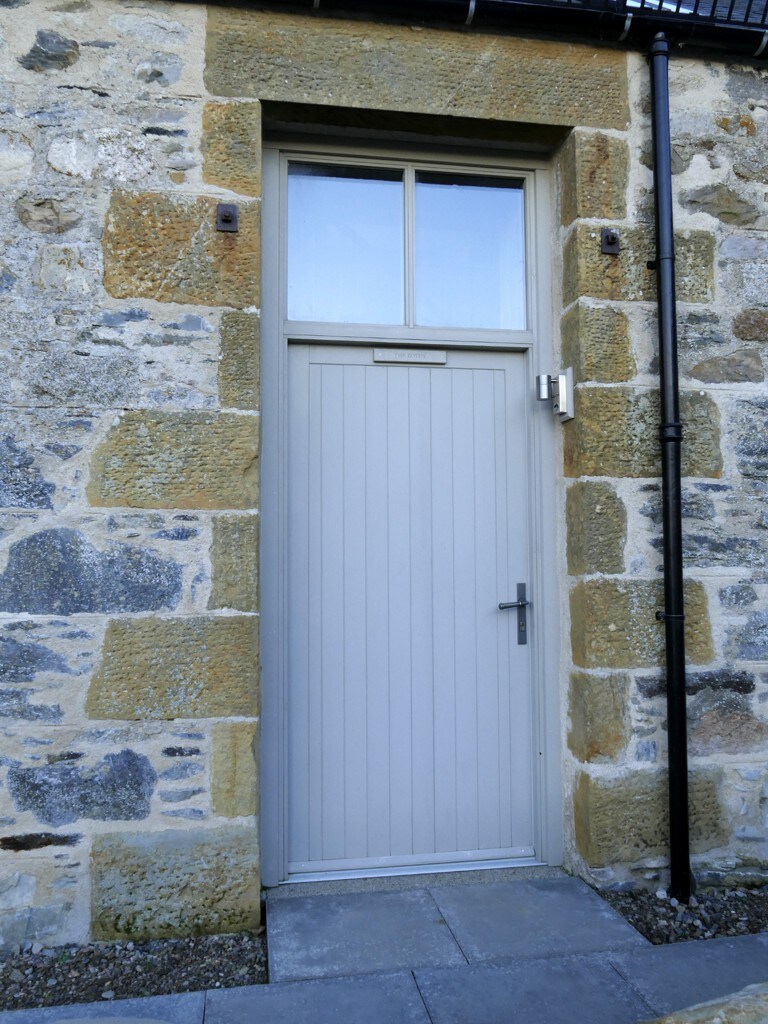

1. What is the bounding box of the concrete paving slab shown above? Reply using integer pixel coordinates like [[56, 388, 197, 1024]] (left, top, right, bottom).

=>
[[204, 972, 431, 1024], [266, 888, 466, 981], [608, 932, 768, 1016], [430, 876, 649, 961], [415, 954, 657, 1024], [0, 992, 205, 1024]]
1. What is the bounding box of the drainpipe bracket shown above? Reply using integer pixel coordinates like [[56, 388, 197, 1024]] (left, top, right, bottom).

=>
[[655, 610, 686, 621]]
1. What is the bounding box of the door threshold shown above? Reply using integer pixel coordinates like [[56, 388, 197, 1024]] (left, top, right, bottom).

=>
[[283, 856, 546, 884]]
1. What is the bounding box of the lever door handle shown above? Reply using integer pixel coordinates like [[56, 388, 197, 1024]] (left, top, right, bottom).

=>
[[498, 584, 529, 645]]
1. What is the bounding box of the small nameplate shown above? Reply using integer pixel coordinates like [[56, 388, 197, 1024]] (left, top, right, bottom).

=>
[[373, 348, 447, 365]]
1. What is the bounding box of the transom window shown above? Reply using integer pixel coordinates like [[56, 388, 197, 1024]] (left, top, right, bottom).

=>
[[287, 161, 527, 331]]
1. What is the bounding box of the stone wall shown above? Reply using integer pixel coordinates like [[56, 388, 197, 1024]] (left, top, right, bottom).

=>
[[0, 0, 767, 950], [0, 1, 260, 949], [563, 54, 768, 889]]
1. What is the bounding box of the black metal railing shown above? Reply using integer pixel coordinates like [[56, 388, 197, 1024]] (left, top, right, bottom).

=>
[[507, 0, 768, 28]]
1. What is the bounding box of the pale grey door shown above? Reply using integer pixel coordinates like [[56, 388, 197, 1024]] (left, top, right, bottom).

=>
[[286, 343, 534, 874]]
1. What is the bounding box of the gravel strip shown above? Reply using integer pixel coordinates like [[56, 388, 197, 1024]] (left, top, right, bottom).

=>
[[602, 886, 768, 944], [2, 887, 768, 1011], [0, 930, 267, 1012]]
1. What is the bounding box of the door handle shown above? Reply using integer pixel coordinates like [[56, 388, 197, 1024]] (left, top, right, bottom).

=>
[[499, 583, 529, 645]]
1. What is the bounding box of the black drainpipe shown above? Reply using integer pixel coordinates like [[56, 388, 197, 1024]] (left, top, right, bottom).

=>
[[649, 32, 691, 904]]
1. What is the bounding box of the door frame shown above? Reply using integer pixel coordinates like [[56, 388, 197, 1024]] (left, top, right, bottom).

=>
[[260, 139, 563, 886]]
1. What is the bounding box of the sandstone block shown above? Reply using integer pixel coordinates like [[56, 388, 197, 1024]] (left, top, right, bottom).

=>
[[91, 827, 260, 940], [206, 10, 629, 130], [559, 129, 629, 225], [574, 768, 727, 867], [563, 226, 714, 305], [87, 412, 259, 510], [203, 102, 262, 197], [568, 672, 629, 763], [682, 183, 760, 226], [570, 578, 713, 669], [103, 192, 259, 307], [219, 311, 260, 410], [212, 721, 258, 817], [86, 616, 259, 720], [560, 302, 636, 384], [566, 481, 626, 575], [563, 388, 722, 479], [209, 514, 259, 613]]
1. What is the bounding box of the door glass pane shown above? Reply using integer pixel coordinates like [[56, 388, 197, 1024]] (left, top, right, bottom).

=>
[[287, 163, 405, 324], [415, 172, 526, 330]]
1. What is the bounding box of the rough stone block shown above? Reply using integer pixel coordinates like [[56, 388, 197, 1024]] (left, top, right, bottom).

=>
[[103, 191, 260, 307], [87, 412, 259, 510], [206, 9, 629, 130], [560, 302, 636, 384], [563, 226, 715, 305], [563, 388, 722, 479], [689, 349, 763, 384], [91, 827, 260, 940], [203, 101, 262, 197], [559, 129, 629, 225], [688, 689, 768, 757], [574, 768, 727, 867], [0, 528, 182, 615], [86, 616, 259, 720], [212, 721, 258, 817], [219, 311, 260, 410], [8, 751, 156, 827], [209, 514, 259, 612], [568, 671, 629, 763], [570, 578, 713, 669], [733, 308, 768, 342], [566, 481, 626, 575]]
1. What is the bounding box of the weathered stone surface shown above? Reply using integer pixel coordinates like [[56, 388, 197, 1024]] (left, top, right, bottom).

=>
[[15, 196, 83, 234], [0, 689, 62, 722], [560, 302, 635, 384], [18, 30, 79, 72], [720, 584, 757, 608], [648, 983, 768, 1024], [219, 311, 260, 410], [202, 101, 261, 196], [566, 481, 625, 575], [637, 670, 755, 699], [103, 192, 260, 307], [689, 349, 763, 384], [0, 636, 70, 682], [682, 183, 761, 225], [87, 412, 259, 510], [568, 672, 628, 763], [91, 826, 260, 939], [688, 689, 768, 756], [86, 616, 259, 720], [734, 308, 768, 342], [574, 768, 726, 866], [678, 310, 727, 352], [564, 388, 722, 479], [212, 721, 258, 817], [209, 515, 259, 613], [7, 751, 156, 827], [0, 436, 54, 510], [730, 610, 768, 660], [570, 578, 713, 668], [0, 529, 182, 614], [559, 129, 629, 225], [563, 226, 715, 305], [206, 9, 629, 129], [734, 398, 768, 479]]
